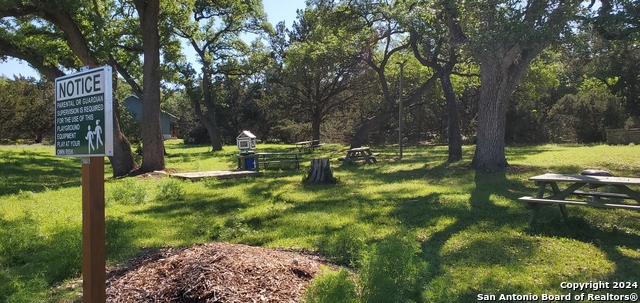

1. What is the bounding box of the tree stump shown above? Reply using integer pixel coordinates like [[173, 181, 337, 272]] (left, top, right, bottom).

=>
[[304, 158, 337, 184]]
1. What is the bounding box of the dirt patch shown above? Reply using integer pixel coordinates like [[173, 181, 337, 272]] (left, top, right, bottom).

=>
[[133, 168, 179, 179], [106, 242, 334, 302]]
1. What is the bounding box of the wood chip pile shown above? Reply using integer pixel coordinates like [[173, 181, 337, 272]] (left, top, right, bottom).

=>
[[106, 242, 333, 302]]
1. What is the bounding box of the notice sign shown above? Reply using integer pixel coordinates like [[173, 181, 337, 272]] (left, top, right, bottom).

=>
[[55, 66, 113, 157]]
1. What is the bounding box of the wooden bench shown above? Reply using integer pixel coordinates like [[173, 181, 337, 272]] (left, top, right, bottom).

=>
[[256, 152, 303, 170], [519, 173, 640, 226], [294, 140, 324, 153], [305, 143, 324, 152], [339, 147, 378, 165], [338, 152, 379, 162], [519, 196, 640, 210]]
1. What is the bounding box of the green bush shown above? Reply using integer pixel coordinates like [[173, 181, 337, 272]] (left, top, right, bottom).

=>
[[109, 177, 148, 205], [303, 268, 358, 303], [155, 178, 185, 202], [625, 116, 640, 129], [548, 84, 625, 143], [358, 234, 426, 303], [118, 105, 142, 146]]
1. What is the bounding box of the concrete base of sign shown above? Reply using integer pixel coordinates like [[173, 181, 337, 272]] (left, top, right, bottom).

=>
[[171, 170, 263, 181]]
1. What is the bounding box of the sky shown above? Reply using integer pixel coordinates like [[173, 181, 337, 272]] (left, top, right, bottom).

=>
[[0, 0, 306, 79]]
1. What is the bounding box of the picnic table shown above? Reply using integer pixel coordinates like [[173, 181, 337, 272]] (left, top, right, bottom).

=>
[[256, 152, 302, 170], [338, 147, 379, 165], [518, 173, 640, 225], [294, 140, 324, 153]]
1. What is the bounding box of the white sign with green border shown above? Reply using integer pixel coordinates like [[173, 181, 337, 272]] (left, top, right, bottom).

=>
[[55, 66, 113, 157]]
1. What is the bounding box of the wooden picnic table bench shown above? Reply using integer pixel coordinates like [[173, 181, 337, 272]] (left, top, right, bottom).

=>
[[256, 152, 303, 170], [338, 147, 379, 165], [294, 140, 324, 153], [518, 173, 640, 226]]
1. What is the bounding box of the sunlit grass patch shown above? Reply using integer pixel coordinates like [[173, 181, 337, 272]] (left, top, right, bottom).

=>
[[428, 225, 615, 302]]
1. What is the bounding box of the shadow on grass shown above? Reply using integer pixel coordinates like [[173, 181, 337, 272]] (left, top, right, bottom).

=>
[[530, 210, 640, 289], [504, 144, 556, 161], [0, 149, 80, 196], [418, 171, 509, 252], [0, 213, 82, 285], [132, 194, 244, 219], [0, 212, 142, 291], [127, 190, 250, 243], [400, 171, 549, 300], [105, 216, 146, 264]]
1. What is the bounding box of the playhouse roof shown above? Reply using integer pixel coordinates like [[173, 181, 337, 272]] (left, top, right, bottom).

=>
[[237, 130, 256, 139]]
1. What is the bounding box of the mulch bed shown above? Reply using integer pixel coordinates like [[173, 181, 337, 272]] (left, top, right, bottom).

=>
[[106, 242, 334, 303]]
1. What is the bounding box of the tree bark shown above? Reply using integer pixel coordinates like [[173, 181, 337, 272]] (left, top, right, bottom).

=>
[[204, 113, 223, 151], [110, 68, 138, 176], [134, 0, 164, 173], [201, 68, 223, 151], [471, 58, 532, 171], [471, 48, 538, 172], [311, 113, 322, 142], [441, 73, 463, 162], [304, 158, 337, 184], [193, 99, 223, 152], [470, 70, 510, 172], [110, 101, 138, 176], [409, 27, 464, 162]]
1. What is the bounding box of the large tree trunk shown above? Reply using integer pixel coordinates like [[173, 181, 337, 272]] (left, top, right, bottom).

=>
[[134, 0, 164, 173], [470, 72, 509, 172], [190, 90, 222, 151], [311, 114, 321, 142], [471, 49, 537, 172], [111, 102, 138, 176], [471, 60, 527, 171], [110, 68, 138, 176], [201, 66, 223, 151], [202, 112, 223, 151], [441, 74, 463, 162]]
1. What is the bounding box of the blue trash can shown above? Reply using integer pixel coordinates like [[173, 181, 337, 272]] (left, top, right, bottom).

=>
[[244, 156, 256, 170]]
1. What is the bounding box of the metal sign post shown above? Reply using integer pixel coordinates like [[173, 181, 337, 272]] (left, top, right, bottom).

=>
[[397, 61, 405, 159], [55, 66, 112, 303]]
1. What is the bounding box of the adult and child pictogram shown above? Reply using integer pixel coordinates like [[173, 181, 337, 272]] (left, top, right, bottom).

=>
[[84, 119, 104, 154]]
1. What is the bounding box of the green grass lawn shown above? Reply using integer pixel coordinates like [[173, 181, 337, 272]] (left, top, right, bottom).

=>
[[1, 141, 640, 302]]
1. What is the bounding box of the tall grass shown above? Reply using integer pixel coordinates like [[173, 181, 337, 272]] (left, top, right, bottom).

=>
[[304, 233, 427, 303], [358, 233, 427, 303], [303, 268, 358, 303], [1, 141, 640, 302]]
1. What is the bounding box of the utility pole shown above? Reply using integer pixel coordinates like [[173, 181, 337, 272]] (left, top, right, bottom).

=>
[[397, 61, 405, 159]]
